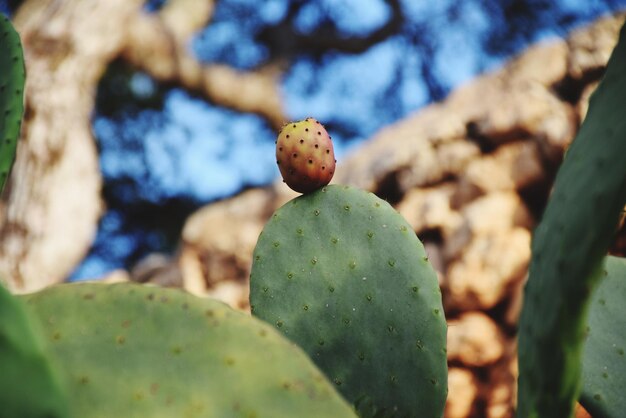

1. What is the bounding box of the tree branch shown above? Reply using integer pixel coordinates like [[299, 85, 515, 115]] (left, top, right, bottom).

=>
[[121, 0, 286, 129], [257, 0, 405, 57]]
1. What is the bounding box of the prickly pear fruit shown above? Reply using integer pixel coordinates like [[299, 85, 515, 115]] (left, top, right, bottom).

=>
[[276, 117, 335, 194]]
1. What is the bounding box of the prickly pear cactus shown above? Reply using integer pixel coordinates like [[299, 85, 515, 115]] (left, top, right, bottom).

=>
[[250, 185, 447, 417], [0, 284, 69, 418], [23, 283, 356, 418], [0, 13, 25, 193], [516, 23, 626, 418], [580, 256, 626, 418], [276, 118, 335, 193]]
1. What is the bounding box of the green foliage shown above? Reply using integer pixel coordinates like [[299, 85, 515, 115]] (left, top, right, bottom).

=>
[[0, 13, 25, 193], [250, 185, 447, 417], [0, 284, 69, 418], [580, 256, 626, 418], [516, 22, 626, 418], [23, 282, 356, 418]]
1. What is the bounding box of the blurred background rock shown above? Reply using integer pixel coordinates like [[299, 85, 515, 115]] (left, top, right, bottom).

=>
[[1, 0, 625, 416]]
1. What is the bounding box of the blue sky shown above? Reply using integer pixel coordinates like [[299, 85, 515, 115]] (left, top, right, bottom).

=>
[[4, 0, 622, 279]]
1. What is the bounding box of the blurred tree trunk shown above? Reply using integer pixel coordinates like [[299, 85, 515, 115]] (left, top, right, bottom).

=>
[[0, 0, 284, 293], [0, 0, 144, 292]]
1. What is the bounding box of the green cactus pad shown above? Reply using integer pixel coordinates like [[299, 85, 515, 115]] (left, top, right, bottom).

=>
[[580, 256, 626, 418], [22, 282, 356, 418], [0, 284, 69, 418], [516, 23, 626, 418], [250, 185, 447, 418], [0, 14, 25, 193]]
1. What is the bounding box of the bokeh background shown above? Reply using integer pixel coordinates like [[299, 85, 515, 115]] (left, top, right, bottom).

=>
[[2, 0, 625, 281]]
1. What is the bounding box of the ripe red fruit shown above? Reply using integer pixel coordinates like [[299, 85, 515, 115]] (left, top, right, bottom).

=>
[[276, 117, 336, 194]]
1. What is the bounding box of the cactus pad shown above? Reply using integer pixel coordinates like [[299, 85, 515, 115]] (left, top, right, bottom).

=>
[[0, 284, 69, 418], [0, 14, 25, 193], [580, 256, 626, 418], [516, 23, 626, 418], [250, 185, 447, 417], [23, 282, 356, 418]]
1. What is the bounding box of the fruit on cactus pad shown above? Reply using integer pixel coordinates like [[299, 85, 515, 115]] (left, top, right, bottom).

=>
[[276, 118, 335, 193]]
